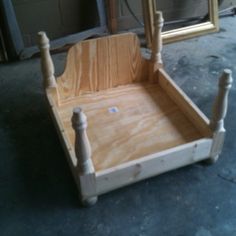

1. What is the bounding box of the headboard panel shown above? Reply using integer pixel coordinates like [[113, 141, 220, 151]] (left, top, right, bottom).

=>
[[56, 33, 148, 102]]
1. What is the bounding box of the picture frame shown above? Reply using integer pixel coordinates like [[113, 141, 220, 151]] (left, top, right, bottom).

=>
[[143, 0, 219, 47]]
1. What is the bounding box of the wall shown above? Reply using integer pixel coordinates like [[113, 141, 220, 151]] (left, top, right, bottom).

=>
[[10, 0, 236, 47], [12, 0, 99, 47], [220, 0, 236, 9], [156, 0, 208, 20], [115, 0, 236, 31]]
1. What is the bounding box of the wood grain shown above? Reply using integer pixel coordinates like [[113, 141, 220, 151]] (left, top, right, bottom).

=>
[[158, 69, 212, 137], [210, 69, 233, 132], [72, 108, 94, 174], [38, 32, 57, 89], [57, 33, 148, 103], [207, 69, 233, 163], [58, 82, 203, 171], [96, 138, 212, 195], [42, 32, 223, 204], [150, 11, 164, 64]]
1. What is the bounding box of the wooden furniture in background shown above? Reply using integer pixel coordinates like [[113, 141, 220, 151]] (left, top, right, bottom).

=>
[[142, 0, 156, 48], [38, 11, 232, 206], [106, 0, 118, 34], [106, 0, 144, 33]]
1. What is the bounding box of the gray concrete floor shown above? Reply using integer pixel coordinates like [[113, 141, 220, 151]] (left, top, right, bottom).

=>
[[0, 17, 236, 236]]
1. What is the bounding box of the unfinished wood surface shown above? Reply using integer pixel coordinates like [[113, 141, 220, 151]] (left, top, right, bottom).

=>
[[48, 90, 98, 206], [46, 90, 78, 167], [148, 11, 164, 82], [158, 69, 212, 137], [150, 11, 164, 64], [208, 69, 233, 163], [210, 69, 233, 132], [209, 131, 225, 161], [72, 108, 95, 174], [58, 82, 203, 171], [56, 33, 148, 103], [39, 30, 230, 206], [96, 138, 212, 196], [38, 32, 57, 89]]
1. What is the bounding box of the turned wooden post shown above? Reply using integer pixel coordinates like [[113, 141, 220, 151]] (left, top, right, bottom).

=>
[[37, 31, 57, 89], [149, 11, 164, 82], [150, 11, 164, 64], [208, 69, 233, 163], [210, 69, 233, 132], [72, 107, 97, 206], [72, 108, 94, 174]]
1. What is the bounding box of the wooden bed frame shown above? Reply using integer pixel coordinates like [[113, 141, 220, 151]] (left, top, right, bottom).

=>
[[38, 12, 233, 206]]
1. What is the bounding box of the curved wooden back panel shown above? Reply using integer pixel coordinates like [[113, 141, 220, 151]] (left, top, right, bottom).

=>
[[56, 33, 148, 102]]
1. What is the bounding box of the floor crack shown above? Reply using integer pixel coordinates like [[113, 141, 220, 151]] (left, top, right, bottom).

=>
[[218, 173, 236, 184]]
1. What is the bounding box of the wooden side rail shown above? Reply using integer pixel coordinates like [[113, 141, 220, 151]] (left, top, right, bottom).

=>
[[96, 139, 212, 196], [158, 68, 212, 137]]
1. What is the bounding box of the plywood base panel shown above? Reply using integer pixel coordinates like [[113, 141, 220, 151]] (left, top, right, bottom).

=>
[[58, 82, 203, 171]]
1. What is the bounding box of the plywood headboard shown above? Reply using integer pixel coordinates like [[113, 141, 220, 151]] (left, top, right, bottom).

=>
[[56, 33, 148, 102]]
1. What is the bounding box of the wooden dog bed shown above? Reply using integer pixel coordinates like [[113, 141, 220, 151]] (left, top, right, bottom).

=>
[[38, 12, 233, 206]]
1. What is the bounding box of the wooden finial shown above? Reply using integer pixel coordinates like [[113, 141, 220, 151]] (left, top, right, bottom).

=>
[[72, 107, 94, 174], [150, 11, 164, 64], [37, 31, 57, 89], [210, 69, 233, 132], [72, 108, 97, 206]]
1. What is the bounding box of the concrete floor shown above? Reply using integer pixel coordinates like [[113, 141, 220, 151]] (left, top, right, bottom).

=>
[[0, 17, 236, 236]]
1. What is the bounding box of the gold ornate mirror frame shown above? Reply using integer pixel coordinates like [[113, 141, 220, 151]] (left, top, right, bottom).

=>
[[142, 0, 219, 47]]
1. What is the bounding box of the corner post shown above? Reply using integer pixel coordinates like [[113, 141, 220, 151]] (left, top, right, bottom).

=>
[[72, 108, 97, 206], [150, 11, 164, 64], [210, 69, 233, 132], [142, 0, 153, 49], [37, 31, 57, 89], [208, 69, 233, 163], [149, 11, 164, 82]]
